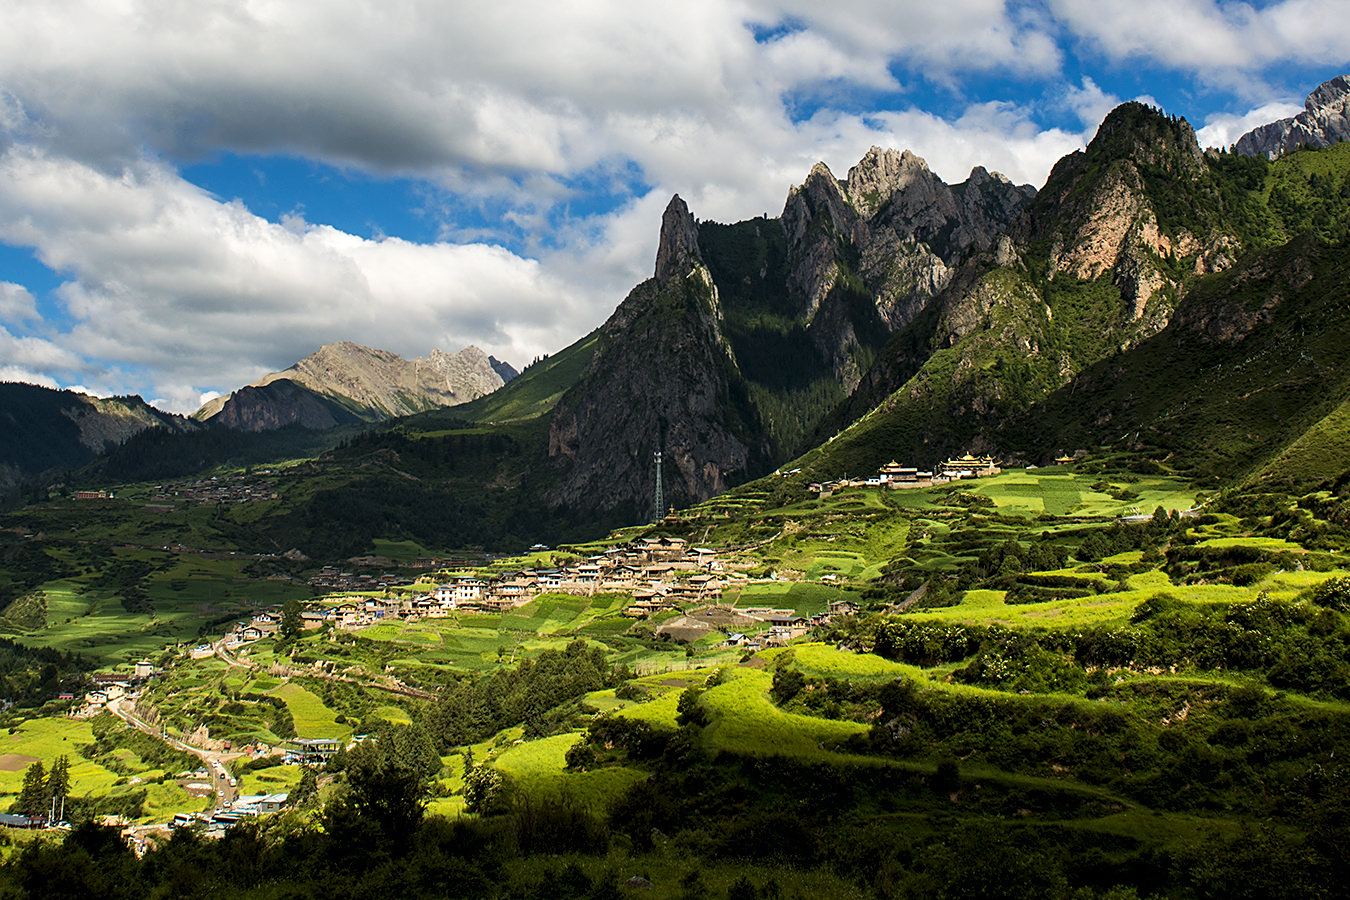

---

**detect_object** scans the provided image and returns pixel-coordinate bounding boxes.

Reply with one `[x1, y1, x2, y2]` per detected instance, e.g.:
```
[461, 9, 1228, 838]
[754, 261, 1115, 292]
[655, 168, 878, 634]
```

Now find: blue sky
[0, 0, 1345, 411]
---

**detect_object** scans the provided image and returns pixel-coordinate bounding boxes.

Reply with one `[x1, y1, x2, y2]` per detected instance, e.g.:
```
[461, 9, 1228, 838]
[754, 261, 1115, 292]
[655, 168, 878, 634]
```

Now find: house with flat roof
[286, 738, 341, 764]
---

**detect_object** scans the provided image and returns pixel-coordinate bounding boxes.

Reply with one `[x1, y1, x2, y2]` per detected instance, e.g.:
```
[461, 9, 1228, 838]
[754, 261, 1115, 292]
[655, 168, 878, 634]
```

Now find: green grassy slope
[451, 331, 599, 425]
[1248, 394, 1350, 489]
[801, 136, 1350, 488]
[1006, 237, 1350, 486]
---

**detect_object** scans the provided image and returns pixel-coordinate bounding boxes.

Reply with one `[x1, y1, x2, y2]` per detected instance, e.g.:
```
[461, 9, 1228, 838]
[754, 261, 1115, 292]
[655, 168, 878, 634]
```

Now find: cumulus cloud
[1051, 0, 1350, 92]
[0, 0, 1059, 179]
[0, 282, 38, 321]
[0, 1, 1326, 409]
[1196, 100, 1307, 149]
[0, 146, 609, 411]
[0, 321, 80, 371]
[0, 366, 58, 389]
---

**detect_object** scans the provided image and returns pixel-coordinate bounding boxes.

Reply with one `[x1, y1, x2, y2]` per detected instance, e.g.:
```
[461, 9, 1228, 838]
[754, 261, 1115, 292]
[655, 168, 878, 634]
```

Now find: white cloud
[0, 282, 39, 321]
[12, 0, 1308, 409]
[0, 1, 1059, 181]
[0, 146, 611, 408]
[0, 321, 80, 371]
[1052, 0, 1350, 92]
[1196, 100, 1307, 149]
[0, 366, 58, 389]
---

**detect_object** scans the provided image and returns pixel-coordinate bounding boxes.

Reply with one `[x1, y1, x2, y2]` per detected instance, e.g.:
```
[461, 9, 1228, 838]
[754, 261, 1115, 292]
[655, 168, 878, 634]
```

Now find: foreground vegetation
[0, 460, 1346, 896]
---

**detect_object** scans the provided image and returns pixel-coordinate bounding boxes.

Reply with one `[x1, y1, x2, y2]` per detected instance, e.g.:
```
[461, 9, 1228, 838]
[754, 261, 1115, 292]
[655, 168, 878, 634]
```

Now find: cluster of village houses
[718, 598, 859, 650]
[809, 451, 1085, 495]
[811, 453, 1005, 495]
[68, 659, 157, 717]
[150, 474, 279, 505]
[166, 791, 291, 838]
[215, 536, 880, 653]
[262, 537, 729, 633]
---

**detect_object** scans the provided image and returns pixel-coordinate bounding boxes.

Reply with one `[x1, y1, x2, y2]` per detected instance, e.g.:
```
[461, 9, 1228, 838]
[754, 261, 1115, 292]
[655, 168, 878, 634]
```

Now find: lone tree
[16, 761, 47, 818]
[280, 597, 303, 641]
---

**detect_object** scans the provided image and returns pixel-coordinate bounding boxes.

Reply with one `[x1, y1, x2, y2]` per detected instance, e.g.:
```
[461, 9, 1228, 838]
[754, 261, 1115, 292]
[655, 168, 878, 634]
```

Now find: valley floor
[0, 462, 1347, 896]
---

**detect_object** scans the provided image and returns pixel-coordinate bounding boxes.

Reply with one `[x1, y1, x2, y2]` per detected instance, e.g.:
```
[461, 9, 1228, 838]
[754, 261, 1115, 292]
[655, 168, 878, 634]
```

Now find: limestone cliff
[546, 195, 768, 519]
[1235, 74, 1350, 159]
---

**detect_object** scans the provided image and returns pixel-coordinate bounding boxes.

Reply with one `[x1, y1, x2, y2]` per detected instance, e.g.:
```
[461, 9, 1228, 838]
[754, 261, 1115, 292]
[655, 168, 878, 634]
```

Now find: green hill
[0, 383, 193, 495]
[797, 112, 1350, 487]
[1004, 236, 1350, 487]
[453, 331, 600, 425]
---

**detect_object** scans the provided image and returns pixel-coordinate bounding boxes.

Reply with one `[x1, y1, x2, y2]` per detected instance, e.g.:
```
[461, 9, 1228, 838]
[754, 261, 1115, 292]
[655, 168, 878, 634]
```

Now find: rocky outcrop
[1023, 102, 1238, 337]
[779, 150, 1035, 390]
[199, 341, 514, 431]
[488, 356, 519, 383]
[205, 379, 362, 431]
[846, 147, 938, 218]
[546, 195, 767, 519]
[1234, 74, 1350, 159]
[781, 162, 865, 321]
[860, 156, 1034, 331]
[654, 194, 704, 282]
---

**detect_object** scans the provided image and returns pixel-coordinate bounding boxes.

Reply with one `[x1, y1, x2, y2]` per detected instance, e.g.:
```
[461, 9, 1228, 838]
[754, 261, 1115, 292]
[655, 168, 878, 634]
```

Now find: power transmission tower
[653, 450, 664, 523]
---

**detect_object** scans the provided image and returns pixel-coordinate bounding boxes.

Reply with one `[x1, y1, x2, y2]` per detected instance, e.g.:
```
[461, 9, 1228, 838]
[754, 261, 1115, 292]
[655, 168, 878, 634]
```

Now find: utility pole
[653, 450, 664, 524]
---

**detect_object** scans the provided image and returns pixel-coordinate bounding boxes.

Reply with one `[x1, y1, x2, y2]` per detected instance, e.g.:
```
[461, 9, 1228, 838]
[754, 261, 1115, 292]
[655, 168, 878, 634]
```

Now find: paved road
[107, 696, 240, 805]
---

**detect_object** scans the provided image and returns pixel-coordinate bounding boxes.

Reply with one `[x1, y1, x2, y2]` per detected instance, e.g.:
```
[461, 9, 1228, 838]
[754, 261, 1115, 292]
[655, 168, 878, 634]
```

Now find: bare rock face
[199, 340, 514, 430]
[1024, 102, 1239, 338]
[541, 146, 1037, 518]
[654, 194, 704, 282]
[846, 152, 1032, 322]
[547, 198, 766, 518]
[781, 162, 864, 321]
[846, 147, 938, 218]
[1234, 74, 1350, 159]
[779, 151, 1035, 390]
[208, 379, 359, 432]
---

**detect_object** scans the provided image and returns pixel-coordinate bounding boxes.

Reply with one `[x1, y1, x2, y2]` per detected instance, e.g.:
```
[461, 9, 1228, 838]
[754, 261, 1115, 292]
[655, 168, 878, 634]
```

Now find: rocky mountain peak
[1089, 101, 1205, 175]
[654, 194, 704, 282]
[965, 165, 1012, 187]
[198, 340, 511, 430]
[846, 146, 933, 217]
[781, 161, 863, 320]
[1235, 74, 1350, 159]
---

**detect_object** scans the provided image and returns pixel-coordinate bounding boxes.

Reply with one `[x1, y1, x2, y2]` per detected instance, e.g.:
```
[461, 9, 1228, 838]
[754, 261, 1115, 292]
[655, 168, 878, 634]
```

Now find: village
[217, 532, 865, 654]
[274, 536, 731, 635]
[44, 453, 1068, 845]
[808, 450, 1079, 495]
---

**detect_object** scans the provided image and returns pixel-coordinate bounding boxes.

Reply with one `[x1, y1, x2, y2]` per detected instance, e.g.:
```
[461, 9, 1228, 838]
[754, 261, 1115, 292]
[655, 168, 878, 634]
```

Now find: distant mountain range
[195, 342, 517, 431]
[0, 384, 191, 493]
[0, 341, 518, 492]
[1234, 74, 1350, 159]
[2, 74, 1347, 548]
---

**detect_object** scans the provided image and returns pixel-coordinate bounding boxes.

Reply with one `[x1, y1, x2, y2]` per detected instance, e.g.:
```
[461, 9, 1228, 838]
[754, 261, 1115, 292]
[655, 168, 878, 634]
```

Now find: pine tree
[292, 767, 318, 808]
[16, 761, 47, 818]
[46, 755, 70, 812]
[280, 597, 303, 641]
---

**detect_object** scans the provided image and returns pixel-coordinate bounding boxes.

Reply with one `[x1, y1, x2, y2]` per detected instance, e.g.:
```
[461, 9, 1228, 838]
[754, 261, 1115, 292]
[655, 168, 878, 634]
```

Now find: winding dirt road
[106, 695, 241, 805]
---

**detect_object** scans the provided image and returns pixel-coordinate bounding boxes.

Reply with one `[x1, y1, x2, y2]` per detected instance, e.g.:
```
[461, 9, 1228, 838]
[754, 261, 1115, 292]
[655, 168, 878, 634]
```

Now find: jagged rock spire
[654, 194, 703, 282]
[845, 147, 932, 217]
